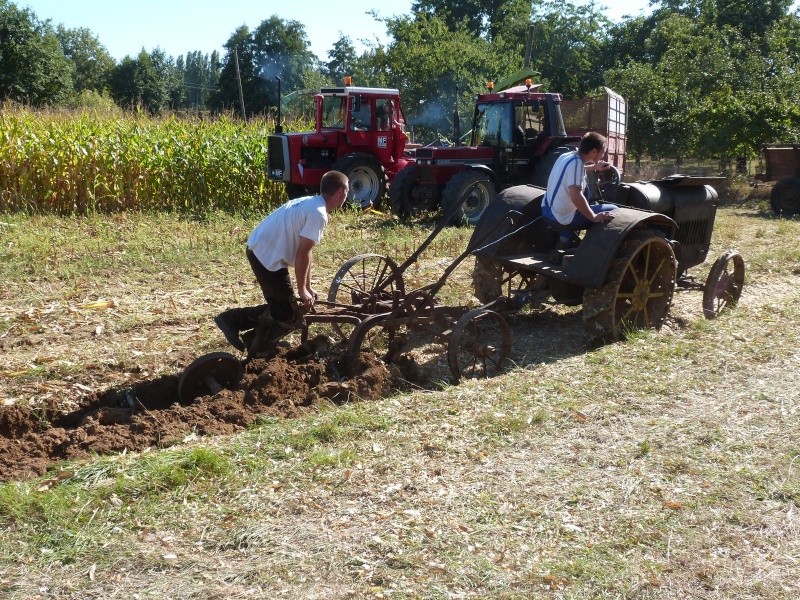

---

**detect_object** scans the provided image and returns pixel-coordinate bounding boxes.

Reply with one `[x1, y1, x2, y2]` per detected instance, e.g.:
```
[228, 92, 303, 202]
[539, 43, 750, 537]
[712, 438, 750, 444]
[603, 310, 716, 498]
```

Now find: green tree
[410, 0, 529, 40]
[55, 25, 115, 95]
[326, 35, 358, 84]
[527, 0, 612, 98]
[109, 49, 173, 114]
[378, 12, 514, 141]
[180, 50, 220, 109]
[0, 0, 73, 105]
[212, 16, 315, 117]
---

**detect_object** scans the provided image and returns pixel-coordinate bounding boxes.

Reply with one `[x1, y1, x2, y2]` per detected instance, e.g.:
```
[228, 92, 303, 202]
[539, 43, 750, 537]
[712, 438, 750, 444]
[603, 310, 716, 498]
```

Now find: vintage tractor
[266, 77, 412, 209]
[389, 82, 626, 226]
[754, 143, 800, 217]
[469, 172, 745, 345]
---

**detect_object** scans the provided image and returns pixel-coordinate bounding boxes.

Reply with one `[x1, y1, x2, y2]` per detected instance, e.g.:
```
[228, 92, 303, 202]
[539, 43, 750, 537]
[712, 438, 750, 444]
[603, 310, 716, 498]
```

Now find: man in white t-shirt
[541, 131, 617, 248]
[215, 170, 349, 351]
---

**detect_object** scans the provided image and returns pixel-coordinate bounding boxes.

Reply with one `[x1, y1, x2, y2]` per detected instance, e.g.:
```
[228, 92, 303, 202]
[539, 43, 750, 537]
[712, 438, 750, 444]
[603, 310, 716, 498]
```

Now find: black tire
[332, 154, 386, 210]
[583, 229, 676, 345]
[389, 165, 439, 219]
[286, 184, 310, 200]
[441, 171, 496, 226]
[702, 251, 745, 319]
[770, 177, 800, 217]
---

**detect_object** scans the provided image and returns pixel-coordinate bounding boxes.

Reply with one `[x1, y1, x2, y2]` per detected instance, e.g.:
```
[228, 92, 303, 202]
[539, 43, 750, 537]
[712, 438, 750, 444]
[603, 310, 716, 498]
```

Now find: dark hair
[320, 170, 348, 196]
[578, 131, 607, 155]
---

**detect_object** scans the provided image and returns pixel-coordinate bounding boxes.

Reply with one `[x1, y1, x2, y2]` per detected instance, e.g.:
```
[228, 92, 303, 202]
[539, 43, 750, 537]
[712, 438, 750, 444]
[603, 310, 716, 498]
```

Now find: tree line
[2, 0, 799, 162]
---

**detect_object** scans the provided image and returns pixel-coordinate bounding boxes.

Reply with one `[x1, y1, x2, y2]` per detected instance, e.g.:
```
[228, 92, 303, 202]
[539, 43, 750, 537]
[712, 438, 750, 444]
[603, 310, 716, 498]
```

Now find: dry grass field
[0, 192, 798, 598]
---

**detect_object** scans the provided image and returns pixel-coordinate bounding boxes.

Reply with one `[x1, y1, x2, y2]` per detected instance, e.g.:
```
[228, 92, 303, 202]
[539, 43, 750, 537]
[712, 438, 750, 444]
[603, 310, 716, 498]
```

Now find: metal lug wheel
[327, 254, 404, 340]
[583, 229, 676, 345]
[178, 352, 243, 403]
[703, 251, 745, 319]
[447, 308, 511, 383]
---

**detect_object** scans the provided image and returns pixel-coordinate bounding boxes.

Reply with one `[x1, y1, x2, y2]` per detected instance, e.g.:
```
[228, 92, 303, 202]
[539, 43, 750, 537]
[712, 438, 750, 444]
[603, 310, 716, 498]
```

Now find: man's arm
[294, 236, 316, 307]
[567, 185, 614, 223]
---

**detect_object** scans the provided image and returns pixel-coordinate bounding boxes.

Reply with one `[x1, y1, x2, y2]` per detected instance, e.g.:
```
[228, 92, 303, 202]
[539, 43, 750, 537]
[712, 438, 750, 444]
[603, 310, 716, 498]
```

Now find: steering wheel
[592, 165, 620, 202]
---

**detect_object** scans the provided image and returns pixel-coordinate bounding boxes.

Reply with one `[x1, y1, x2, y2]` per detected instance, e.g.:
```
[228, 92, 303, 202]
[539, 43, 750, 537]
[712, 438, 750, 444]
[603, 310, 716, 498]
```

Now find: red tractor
[267, 77, 412, 209]
[390, 82, 626, 226]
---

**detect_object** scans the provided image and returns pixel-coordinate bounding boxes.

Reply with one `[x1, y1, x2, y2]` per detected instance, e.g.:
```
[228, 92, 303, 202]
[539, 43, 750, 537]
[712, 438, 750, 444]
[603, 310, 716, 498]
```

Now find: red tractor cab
[267, 78, 412, 209]
[390, 82, 627, 226]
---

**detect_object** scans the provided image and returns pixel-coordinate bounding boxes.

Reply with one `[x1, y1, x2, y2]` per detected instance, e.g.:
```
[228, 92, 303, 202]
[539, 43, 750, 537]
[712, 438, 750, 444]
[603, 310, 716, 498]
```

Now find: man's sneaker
[214, 310, 245, 351]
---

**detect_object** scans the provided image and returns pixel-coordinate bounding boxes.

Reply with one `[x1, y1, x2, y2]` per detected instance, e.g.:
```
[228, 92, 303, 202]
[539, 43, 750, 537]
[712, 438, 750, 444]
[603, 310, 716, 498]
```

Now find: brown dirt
[0, 339, 399, 482]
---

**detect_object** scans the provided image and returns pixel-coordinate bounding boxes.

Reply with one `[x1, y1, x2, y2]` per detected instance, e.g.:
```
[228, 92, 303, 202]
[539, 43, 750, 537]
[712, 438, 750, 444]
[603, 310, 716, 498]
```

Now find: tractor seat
[543, 217, 582, 247]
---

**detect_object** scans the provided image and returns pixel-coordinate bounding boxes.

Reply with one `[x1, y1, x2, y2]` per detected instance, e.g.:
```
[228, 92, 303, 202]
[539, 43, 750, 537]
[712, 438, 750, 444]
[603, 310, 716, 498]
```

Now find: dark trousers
[244, 248, 295, 326]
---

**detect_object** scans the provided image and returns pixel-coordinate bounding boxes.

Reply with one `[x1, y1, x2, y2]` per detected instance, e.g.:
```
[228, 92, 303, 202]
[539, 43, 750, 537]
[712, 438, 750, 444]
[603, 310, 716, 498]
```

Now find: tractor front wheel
[332, 154, 386, 210]
[702, 251, 745, 319]
[389, 165, 439, 219]
[441, 171, 496, 226]
[583, 229, 676, 345]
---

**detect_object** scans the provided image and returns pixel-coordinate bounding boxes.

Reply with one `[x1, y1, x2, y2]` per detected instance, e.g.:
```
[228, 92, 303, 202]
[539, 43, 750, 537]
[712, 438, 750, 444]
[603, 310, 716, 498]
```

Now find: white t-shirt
[247, 195, 328, 271]
[543, 151, 586, 225]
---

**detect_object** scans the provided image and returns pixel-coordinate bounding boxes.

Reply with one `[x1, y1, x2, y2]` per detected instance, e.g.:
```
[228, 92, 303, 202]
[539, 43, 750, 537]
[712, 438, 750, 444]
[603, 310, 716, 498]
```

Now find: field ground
[0, 198, 799, 598]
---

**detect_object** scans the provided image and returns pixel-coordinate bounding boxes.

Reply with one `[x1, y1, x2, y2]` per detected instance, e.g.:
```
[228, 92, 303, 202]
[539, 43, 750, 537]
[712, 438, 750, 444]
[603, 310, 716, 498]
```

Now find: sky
[18, 0, 664, 63]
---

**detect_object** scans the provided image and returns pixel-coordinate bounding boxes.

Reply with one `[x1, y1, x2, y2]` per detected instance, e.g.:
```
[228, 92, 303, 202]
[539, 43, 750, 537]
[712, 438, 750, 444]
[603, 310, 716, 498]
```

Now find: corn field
[0, 107, 293, 214]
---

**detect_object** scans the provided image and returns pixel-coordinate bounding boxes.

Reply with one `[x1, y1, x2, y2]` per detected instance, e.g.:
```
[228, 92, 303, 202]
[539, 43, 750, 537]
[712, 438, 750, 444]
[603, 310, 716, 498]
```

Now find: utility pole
[234, 47, 246, 120]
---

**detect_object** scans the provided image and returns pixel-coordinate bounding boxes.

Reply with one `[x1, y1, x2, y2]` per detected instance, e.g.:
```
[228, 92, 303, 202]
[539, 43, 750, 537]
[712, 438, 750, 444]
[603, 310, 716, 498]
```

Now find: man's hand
[593, 160, 611, 172]
[592, 211, 615, 224]
[299, 288, 316, 308]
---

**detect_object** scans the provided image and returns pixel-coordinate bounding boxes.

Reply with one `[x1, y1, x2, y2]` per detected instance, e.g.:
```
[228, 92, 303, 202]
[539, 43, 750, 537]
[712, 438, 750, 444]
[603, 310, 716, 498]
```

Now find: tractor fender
[565, 207, 677, 288]
[460, 164, 500, 188]
[469, 184, 551, 258]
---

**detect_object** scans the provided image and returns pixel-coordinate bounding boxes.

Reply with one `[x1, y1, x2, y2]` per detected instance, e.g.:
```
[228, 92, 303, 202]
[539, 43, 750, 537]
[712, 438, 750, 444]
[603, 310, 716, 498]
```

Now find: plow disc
[178, 352, 243, 403]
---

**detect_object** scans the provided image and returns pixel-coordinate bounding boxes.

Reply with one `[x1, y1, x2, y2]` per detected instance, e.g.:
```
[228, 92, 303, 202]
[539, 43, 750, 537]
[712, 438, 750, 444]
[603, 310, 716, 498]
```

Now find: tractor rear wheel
[286, 184, 311, 199]
[583, 229, 676, 345]
[770, 176, 800, 217]
[332, 154, 386, 210]
[441, 171, 496, 226]
[389, 165, 439, 219]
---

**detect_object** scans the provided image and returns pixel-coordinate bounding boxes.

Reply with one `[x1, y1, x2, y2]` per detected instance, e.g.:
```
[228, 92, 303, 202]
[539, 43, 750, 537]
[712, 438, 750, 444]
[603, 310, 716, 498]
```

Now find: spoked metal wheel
[447, 308, 511, 383]
[472, 257, 538, 307]
[583, 229, 676, 345]
[344, 314, 399, 367]
[328, 254, 404, 339]
[703, 251, 745, 319]
[178, 352, 243, 403]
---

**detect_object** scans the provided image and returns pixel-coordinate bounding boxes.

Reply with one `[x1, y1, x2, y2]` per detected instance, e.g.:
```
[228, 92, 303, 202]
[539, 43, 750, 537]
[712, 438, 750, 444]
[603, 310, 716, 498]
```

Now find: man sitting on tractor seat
[541, 131, 617, 249]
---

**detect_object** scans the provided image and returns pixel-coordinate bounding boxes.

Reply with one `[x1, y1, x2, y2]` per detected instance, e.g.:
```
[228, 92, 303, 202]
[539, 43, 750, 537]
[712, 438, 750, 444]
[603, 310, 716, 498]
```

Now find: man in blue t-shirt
[214, 170, 349, 351]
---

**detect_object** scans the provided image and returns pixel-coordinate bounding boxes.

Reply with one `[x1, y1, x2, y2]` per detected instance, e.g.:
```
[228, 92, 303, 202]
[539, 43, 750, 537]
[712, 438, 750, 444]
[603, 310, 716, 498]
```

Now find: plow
[178, 186, 515, 403]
